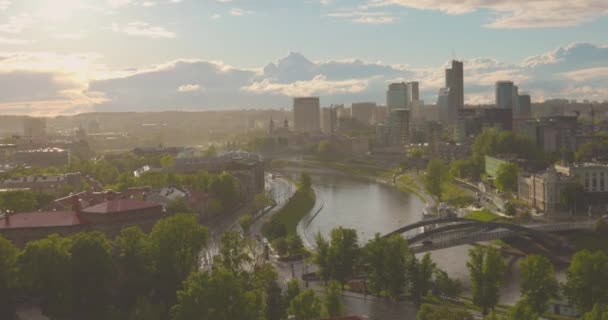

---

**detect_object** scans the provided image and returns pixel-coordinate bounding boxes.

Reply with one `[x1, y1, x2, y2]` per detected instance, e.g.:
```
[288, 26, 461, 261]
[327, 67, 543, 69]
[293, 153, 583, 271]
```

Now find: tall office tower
[388, 109, 410, 147]
[351, 102, 376, 125]
[374, 105, 389, 124]
[445, 60, 464, 109]
[406, 81, 419, 106]
[293, 97, 321, 132]
[438, 87, 456, 125]
[517, 93, 532, 118]
[387, 83, 409, 110]
[321, 106, 337, 134]
[495, 81, 516, 109]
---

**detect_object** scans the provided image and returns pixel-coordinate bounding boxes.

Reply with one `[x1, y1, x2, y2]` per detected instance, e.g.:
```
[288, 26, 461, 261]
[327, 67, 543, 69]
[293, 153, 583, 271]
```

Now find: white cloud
[0, 1, 10, 11]
[369, 0, 608, 28]
[243, 75, 369, 96]
[111, 22, 176, 38]
[178, 84, 202, 92]
[0, 14, 34, 34]
[561, 67, 608, 82]
[230, 8, 253, 16]
[327, 10, 397, 24]
[0, 37, 30, 45]
[211, 13, 221, 19]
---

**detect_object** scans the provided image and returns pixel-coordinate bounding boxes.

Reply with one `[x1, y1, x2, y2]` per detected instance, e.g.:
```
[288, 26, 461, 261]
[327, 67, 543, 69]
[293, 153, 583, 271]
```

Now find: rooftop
[0, 211, 84, 229]
[82, 199, 162, 214]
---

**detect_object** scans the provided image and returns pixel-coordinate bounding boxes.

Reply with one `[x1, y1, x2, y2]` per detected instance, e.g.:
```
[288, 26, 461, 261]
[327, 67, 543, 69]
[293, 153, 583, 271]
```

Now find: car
[422, 240, 433, 246]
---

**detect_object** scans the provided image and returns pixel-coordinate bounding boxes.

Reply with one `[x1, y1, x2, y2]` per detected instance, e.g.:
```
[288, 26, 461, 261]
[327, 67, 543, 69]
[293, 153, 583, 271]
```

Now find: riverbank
[262, 186, 316, 238]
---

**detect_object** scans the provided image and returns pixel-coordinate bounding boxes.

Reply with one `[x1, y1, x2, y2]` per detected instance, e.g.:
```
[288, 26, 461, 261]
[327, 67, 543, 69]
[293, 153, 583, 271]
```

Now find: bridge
[384, 217, 597, 254]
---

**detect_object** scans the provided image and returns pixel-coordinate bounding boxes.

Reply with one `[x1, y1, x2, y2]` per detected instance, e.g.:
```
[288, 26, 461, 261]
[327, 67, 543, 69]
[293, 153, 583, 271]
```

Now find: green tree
[171, 269, 256, 320]
[0, 190, 39, 213]
[467, 246, 506, 315]
[564, 250, 608, 313]
[494, 163, 520, 193]
[215, 231, 251, 274]
[209, 172, 241, 209]
[362, 234, 411, 299]
[313, 232, 331, 284]
[582, 304, 608, 320]
[328, 227, 360, 288]
[299, 172, 312, 191]
[0, 235, 18, 320]
[560, 183, 586, 213]
[253, 192, 272, 215]
[317, 140, 332, 160]
[519, 255, 559, 315]
[286, 234, 304, 257]
[149, 214, 209, 307]
[425, 159, 447, 201]
[432, 269, 462, 299]
[324, 281, 342, 317]
[285, 279, 301, 305]
[508, 299, 539, 320]
[417, 304, 474, 320]
[70, 232, 114, 320]
[166, 197, 194, 215]
[18, 235, 72, 318]
[575, 142, 594, 162]
[114, 227, 153, 312]
[265, 277, 285, 320]
[289, 289, 321, 320]
[204, 144, 218, 157]
[409, 253, 436, 306]
[239, 213, 254, 235]
[160, 154, 174, 168]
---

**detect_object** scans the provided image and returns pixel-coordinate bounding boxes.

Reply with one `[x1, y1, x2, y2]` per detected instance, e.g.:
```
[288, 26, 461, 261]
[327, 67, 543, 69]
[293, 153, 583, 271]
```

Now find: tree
[564, 250, 608, 313]
[285, 279, 301, 305]
[409, 253, 436, 306]
[114, 227, 153, 312]
[450, 159, 481, 181]
[582, 304, 608, 320]
[362, 234, 410, 299]
[215, 231, 250, 274]
[575, 142, 594, 162]
[494, 163, 520, 193]
[70, 232, 114, 320]
[171, 269, 256, 320]
[253, 192, 272, 215]
[0, 236, 18, 320]
[432, 269, 462, 299]
[204, 144, 218, 157]
[317, 140, 332, 160]
[560, 183, 586, 213]
[519, 255, 559, 315]
[299, 172, 312, 191]
[265, 278, 285, 320]
[239, 213, 254, 235]
[425, 159, 447, 201]
[149, 214, 209, 307]
[328, 227, 360, 287]
[286, 234, 304, 257]
[313, 232, 331, 284]
[324, 281, 342, 317]
[417, 304, 474, 320]
[0, 190, 39, 213]
[160, 155, 174, 168]
[504, 202, 517, 216]
[18, 235, 72, 318]
[508, 299, 539, 320]
[467, 246, 506, 315]
[289, 289, 321, 320]
[209, 172, 241, 209]
[166, 197, 194, 215]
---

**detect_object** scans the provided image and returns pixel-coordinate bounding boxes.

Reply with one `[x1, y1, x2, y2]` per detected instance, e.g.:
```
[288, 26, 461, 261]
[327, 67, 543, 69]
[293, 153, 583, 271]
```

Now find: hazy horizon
[0, 0, 607, 116]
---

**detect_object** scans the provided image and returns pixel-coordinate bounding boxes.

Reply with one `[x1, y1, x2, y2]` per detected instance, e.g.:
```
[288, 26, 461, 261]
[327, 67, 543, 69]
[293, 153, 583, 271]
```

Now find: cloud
[0, 36, 30, 45]
[111, 22, 176, 38]
[0, 14, 33, 34]
[230, 8, 253, 16]
[2, 42, 607, 114]
[369, 0, 608, 28]
[243, 75, 369, 96]
[327, 10, 398, 24]
[178, 84, 202, 92]
[0, 1, 10, 11]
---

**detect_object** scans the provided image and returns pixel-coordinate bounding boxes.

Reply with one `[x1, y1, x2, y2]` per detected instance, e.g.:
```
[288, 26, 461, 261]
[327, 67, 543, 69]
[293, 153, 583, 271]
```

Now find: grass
[441, 181, 476, 208]
[267, 187, 315, 236]
[395, 173, 426, 201]
[465, 209, 500, 222]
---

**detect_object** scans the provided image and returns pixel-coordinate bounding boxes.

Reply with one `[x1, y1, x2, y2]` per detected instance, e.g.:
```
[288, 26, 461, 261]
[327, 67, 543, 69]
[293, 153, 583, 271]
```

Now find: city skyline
[0, 0, 607, 115]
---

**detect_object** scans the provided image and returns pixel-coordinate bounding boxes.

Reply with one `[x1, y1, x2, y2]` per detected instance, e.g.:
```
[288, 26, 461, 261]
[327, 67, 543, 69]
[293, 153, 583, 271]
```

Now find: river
[280, 170, 526, 319]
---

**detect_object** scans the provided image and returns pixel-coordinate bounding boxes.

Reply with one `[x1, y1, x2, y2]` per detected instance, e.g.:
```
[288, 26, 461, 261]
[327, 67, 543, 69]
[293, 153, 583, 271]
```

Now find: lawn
[465, 209, 500, 222]
[265, 187, 315, 236]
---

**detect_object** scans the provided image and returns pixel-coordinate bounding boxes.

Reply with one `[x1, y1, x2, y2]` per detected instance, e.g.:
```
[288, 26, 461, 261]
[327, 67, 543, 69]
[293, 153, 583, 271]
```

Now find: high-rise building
[516, 93, 532, 118]
[321, 106, 337, 134]
[445, 60, 464, 109]
[351, 102, 376, 126]
[438, 60, 464, 125]
[388, 109, 409, 147]
[374, 106, 389, 124]
[293, 97, 321, 132]
[495, 81, 517, 109]
[386, 82, 419, 110]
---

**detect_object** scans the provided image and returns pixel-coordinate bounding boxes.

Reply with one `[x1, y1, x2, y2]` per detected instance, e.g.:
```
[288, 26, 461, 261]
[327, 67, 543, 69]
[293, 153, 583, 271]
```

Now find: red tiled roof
[0, 211, 85, 229]
[323, 317, 367, 320]
[81, 199, 162, 214]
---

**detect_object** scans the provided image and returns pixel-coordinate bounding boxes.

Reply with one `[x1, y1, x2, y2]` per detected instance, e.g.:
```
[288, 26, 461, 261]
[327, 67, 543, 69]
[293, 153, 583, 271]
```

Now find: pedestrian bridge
[384, 217, 597, 254]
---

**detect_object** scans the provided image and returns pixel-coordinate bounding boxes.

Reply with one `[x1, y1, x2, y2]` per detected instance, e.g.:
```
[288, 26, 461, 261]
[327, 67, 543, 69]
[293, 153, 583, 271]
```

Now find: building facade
[388, 109, 410, 148]
[518, 168, 572, 215]
[293, 97, 321, 133]
[351, 102, 376, 126]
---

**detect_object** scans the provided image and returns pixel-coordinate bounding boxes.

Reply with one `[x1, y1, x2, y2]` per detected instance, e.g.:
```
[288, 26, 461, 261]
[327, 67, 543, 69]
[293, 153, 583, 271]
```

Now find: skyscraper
[293, 97, 321, 132]
[388, 109, 410, 147]
[495, 81, 516, 109]
[351, 102, 376, 125]
[321, 106, 337, 134]
[387, 83, 408, 110]
[517, 93, 532, 118]
[445, 60, 464, 109]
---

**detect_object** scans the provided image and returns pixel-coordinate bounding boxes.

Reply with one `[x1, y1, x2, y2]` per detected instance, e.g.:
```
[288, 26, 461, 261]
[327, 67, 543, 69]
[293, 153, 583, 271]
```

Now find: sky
[0, 0, 607, 115]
